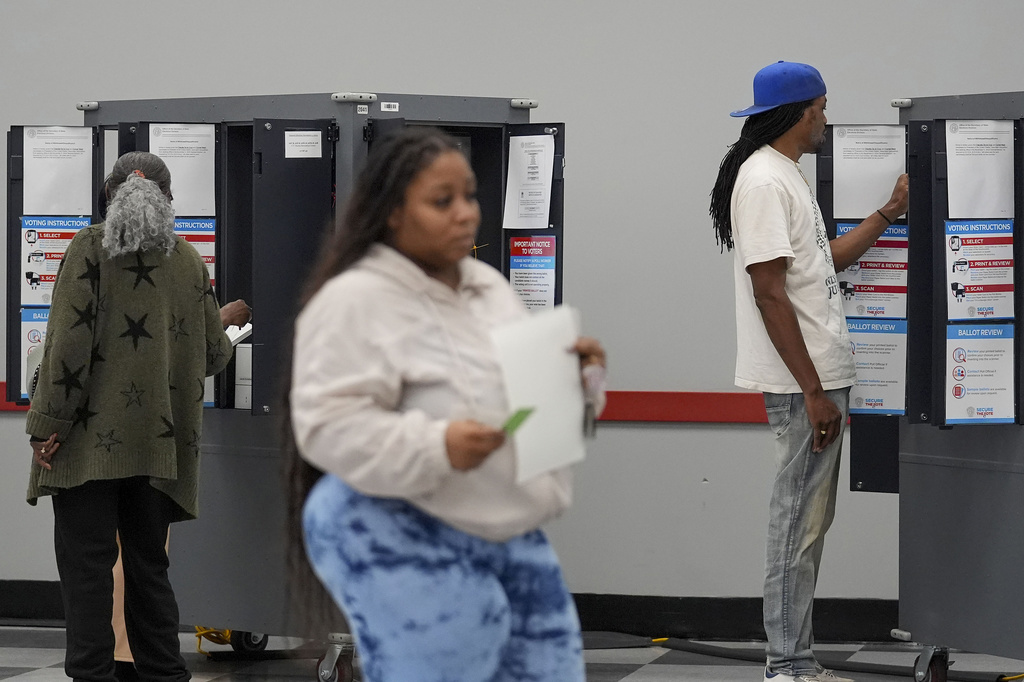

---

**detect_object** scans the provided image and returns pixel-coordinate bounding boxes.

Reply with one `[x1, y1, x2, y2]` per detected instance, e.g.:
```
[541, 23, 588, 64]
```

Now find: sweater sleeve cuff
[26, 409, 73, 442]
[424, 419, 454, 480]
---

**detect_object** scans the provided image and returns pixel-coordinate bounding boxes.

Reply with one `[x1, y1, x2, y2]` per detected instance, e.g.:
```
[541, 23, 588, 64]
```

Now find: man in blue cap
[710, 62, 908, 682]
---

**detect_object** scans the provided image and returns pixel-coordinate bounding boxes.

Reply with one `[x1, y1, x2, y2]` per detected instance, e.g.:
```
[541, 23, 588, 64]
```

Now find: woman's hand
[573, 337, 606, 368]
[220, 299, 252, 328]
[31, 433, 60, 471]
[445, 420, 505, 470]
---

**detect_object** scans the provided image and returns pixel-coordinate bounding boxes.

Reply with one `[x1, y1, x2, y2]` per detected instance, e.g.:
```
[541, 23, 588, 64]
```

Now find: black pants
[52, 477, 190, 682]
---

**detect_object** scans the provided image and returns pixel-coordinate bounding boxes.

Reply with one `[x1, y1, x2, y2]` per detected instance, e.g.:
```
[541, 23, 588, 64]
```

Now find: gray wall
[1, 0, 1019, 599]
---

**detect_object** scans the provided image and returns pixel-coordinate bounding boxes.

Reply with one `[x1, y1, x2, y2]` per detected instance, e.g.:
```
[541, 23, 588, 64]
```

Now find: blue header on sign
[174, 218, 216, 233]
[945, 220, 1013, 235]
[946, 324, 1014, 339]
[837, 222, 907, 238]
[22, 308, 50, 323]
[21, 216, 90, 229]
[847, 319, 908, 334]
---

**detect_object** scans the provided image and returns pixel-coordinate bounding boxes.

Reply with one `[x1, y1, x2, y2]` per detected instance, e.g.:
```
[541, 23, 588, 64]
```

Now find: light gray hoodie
[291, 244, 573, 542]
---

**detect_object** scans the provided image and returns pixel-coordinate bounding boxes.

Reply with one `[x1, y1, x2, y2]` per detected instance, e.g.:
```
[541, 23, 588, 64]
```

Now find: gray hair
[102, 151, 177, 258]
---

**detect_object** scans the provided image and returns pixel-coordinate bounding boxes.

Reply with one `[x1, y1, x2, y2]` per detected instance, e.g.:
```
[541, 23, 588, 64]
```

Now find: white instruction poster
[148, 124, 216, 216]
[847, 319, 907, 415]
[945, 220, 1014, 320]
[946, 120, 1014, 219]
[502, 135, 554, 229]
[836, 223, 908, 319]
[284, 130, 322, 158]
[23, 126, 93, 216]
[21, 216, 90, 306]
[832, 125, 906, 220]
[946, 324, 1014, 424]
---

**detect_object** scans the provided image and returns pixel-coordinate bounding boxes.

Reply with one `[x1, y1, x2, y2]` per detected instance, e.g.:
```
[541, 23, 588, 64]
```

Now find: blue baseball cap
[730, 61, 826, 117]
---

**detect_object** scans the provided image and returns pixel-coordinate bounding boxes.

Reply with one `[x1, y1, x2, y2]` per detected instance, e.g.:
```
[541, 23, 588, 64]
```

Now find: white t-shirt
[731, 144, 855, 394]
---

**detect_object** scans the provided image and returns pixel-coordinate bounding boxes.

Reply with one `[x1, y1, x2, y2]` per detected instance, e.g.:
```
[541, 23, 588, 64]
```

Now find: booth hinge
[363, 123, 372, 143]
[327, 124, 340, 143]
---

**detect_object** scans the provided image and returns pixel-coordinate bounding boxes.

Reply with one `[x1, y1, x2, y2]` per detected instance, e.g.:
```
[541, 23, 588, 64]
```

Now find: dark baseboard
[573, 594, 898, 643]
[0, 580, 63, 621]
[0, 581, 896, 643]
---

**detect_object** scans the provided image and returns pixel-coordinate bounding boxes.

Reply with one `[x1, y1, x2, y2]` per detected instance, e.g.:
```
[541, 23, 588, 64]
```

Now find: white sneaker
[763, 667, 854, 682]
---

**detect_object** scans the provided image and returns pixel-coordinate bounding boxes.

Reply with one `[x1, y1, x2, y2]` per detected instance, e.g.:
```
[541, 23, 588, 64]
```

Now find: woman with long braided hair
[284, 126, 606, 682]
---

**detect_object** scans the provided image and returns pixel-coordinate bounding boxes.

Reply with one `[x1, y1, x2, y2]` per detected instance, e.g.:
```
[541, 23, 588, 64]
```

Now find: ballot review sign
[945, 324, 1014, 424]
[847, 319, 907, 415]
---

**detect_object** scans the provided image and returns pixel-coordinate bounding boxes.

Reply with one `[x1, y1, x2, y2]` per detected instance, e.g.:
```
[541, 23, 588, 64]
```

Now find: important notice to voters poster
[21, 216, 90, 306]
[836, 223, 908, 319]
[148, 124, 216, 217]
[946, 220, 1014, 320]
[847, 319, 907, 415]
[509, 236, 556, 309]
[946, 324, 1014, 424]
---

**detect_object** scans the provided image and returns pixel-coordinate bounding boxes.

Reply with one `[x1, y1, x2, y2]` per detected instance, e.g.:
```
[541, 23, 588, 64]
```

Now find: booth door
[250, 119, 335, 416]
[6, 124, 100, 403]
[504, 123, 565, 307]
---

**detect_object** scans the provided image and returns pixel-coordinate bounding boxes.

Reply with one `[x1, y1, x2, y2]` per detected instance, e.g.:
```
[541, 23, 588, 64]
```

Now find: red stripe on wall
[0, 383, 29, 412]
[0, 384, 768, 423]
[600, 391, 767, 423]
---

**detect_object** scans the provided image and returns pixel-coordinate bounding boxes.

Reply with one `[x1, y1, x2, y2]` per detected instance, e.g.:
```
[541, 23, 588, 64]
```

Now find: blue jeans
[303, 474, 584, 682]
[762, 388, 849, 675]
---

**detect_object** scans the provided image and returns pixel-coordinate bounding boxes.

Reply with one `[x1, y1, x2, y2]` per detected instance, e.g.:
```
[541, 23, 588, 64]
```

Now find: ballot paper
[490, 306, 586, 483]
[226, 323, 252, 346]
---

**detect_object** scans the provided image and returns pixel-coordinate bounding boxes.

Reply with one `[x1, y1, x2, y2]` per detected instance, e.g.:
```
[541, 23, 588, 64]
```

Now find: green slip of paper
[503, 407, 535, 434]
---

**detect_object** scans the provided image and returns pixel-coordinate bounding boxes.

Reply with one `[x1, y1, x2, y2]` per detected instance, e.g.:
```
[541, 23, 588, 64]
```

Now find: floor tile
[585, 662, 646, 681]
[948, 652, 1024, 673]
[0, 670, 72, 682]
[585, 647, 671, 665]
[0, 670, 36, 682]
[624, 663, 763, 680]
[0, 654, 62, 671]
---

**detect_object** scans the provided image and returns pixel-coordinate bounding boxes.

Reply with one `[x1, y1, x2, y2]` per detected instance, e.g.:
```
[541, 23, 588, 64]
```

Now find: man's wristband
[876, 209, 893, 225]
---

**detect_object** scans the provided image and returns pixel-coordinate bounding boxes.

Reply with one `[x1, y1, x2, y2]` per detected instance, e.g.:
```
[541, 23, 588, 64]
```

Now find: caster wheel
[316, 653, 355, 682]
[914, 651, 949, 682]
[229, 630, 269, 654]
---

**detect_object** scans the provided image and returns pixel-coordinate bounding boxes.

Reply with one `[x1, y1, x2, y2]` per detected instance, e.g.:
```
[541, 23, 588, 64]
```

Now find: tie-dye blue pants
[303, 474, 585, 682]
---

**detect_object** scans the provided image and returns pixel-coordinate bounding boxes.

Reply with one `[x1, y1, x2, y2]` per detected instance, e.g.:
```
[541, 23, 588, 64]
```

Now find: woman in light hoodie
[285, 126, 605, 682]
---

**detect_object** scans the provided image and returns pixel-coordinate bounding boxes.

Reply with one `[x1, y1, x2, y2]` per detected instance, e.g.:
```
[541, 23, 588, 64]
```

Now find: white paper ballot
[226, 323, 252, 346]
[23, 126, 93, 216]
[148, 124, 216, 217]
[832, 125, 906, 220]
[502, 135, 555, 229]
[490, 306, 585, 483]
[946, 120, 1014, 219]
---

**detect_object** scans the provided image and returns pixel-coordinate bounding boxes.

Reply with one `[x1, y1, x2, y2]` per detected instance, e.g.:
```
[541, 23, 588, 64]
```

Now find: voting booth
[816, 93, 1024, 669]
[6, 92, 566, 642]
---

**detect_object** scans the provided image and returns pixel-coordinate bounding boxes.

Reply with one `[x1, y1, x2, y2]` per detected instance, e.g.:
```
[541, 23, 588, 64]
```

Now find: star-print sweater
[26, 224, 233, 520]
